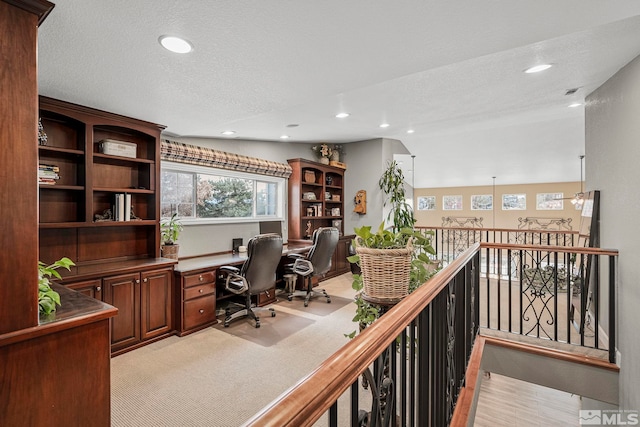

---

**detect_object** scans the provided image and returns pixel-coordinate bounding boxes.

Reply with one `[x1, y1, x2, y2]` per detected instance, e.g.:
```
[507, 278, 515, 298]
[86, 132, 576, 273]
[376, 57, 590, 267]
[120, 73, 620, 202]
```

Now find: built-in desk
[173, 242, 313, 336]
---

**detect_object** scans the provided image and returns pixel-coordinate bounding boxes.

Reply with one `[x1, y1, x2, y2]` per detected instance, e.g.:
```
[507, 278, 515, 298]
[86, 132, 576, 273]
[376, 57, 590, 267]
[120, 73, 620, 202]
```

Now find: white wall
[585, 54, 640, 409]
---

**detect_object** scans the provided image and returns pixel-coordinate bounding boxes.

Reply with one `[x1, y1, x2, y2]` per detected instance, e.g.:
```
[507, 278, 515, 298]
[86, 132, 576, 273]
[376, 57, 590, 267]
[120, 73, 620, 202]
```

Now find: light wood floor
[474, 373, 581, 427]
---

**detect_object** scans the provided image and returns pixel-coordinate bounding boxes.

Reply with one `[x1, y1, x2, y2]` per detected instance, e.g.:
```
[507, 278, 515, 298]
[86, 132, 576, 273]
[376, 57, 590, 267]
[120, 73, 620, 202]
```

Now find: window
[161, 162, 284, 223]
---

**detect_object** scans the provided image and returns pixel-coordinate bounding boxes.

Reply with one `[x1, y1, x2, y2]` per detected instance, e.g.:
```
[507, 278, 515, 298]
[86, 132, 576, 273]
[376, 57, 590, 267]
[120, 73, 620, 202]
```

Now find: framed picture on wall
[417, 196, 436, 210]
[471, 195, 493, 210]
[502, 194, 526, 210]
[536, 193, 563, 210]
[443, 195, 462, 210]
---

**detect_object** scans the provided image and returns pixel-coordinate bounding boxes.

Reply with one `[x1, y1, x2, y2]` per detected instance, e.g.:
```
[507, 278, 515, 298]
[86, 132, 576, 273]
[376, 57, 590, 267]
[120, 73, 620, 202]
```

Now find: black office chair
[219, 233, 283, 328]
[287, 227, 339, 307]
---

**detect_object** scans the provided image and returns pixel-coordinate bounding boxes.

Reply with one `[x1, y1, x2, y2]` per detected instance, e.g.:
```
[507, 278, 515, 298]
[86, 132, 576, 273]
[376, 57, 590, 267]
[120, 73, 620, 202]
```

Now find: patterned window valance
[161, 139, 292, 178]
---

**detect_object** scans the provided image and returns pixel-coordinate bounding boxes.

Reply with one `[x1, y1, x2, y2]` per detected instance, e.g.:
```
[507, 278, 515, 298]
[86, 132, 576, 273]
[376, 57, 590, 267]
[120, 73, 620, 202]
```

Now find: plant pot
[355, 237, 412, 301]
[318, 156, 330, 165]
[161, 244, 179, 260]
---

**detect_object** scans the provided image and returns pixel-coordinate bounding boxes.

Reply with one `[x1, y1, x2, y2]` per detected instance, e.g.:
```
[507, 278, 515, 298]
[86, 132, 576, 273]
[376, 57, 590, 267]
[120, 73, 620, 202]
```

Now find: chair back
[241, 233, 283, 295]
[307, 227, 339, 276]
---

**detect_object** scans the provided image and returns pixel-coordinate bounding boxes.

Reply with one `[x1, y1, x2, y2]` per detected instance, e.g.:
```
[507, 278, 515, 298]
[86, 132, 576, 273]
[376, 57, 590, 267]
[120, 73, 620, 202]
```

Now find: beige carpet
[111, 273, 365, 427]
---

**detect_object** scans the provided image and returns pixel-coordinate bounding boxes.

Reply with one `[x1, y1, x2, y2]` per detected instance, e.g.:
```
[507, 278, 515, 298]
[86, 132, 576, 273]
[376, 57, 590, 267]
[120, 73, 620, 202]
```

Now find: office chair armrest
[292, 258, 314, 277]
[219, 265, 240, 275]
[287, 253, 305, 260]
[225, 273, 248, 294]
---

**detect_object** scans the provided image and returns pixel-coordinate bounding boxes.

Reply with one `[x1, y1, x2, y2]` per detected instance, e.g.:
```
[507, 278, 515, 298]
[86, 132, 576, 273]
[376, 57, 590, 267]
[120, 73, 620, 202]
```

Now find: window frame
[160, 161, 285, 225]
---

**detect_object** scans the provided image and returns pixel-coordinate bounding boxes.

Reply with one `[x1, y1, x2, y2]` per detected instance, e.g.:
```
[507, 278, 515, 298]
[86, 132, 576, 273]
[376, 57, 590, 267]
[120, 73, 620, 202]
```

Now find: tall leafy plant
[378, 160, 415, 231]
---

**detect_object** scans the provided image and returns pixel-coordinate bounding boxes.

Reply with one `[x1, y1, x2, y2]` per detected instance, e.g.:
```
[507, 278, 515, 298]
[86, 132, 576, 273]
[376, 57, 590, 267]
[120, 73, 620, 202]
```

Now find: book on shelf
[38, 163, 60, 184]
[113, 193, 132, 221]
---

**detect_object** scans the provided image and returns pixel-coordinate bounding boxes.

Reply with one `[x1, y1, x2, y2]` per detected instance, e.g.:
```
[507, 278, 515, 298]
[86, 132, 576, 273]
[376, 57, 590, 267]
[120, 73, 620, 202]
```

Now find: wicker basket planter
[355, 237, 413, 301]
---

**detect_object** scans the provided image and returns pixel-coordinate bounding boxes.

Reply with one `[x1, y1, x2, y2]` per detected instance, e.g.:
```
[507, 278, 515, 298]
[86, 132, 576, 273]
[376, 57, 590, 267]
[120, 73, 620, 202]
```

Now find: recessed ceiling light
[335, 113, 350, 119]
[568, 103, 582, 108]
[379, 123, 390, 128]
[524, 64, 552, 73]
[407, 129, 415, 134]
[221, 130, 236, 136]
[159, 35, 193, 54]
[280, 135, 290, 139]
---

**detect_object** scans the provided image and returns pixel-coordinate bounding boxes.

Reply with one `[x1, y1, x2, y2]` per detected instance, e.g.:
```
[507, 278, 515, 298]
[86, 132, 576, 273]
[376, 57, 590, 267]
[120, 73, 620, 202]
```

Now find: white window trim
[161, 161, 285, 225]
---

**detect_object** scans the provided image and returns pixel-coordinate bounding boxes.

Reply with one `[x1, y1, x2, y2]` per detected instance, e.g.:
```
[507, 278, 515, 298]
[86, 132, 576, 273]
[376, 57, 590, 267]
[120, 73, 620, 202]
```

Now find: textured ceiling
[37, 1, 640, 187]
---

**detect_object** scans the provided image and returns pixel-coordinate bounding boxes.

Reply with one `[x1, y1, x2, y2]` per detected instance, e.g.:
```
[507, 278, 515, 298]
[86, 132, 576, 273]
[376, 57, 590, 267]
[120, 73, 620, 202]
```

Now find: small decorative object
[354, 190, 367, 214]
[303, 192, 316, 200]
[311, 143, 332, 164]
[160, 213, 183, 260]
[304, 170, 316, 183]
[332, 194, 341, 202]
[325, 176, 333, 185]
[306, 207, 314, 216]
[305, 220, 312, 238]
[331, 144, 344, 162]
[332, 219, 342, 235]
[331, 207, 340, 216]
[94, 208, 113, 222]
[38, 118, 48, 146]
[325, 191, 331, 200]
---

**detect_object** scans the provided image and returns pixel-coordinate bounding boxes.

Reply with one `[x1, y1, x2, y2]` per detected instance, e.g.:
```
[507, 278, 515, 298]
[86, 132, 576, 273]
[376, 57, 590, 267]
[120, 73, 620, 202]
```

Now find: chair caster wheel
[304, 302, 308, 307]
[287, 296, 293, 301]
[327, 299, 331, 303]
[255, 321, 261, 328]
[224, 323, 230, 328]
[271, 311, 276, 317]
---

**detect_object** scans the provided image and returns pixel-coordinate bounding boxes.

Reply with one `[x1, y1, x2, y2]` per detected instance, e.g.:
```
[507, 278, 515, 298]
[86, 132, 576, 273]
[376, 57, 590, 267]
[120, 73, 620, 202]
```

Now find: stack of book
[113, 193, 132, 221]
[38, 163, 60, 185]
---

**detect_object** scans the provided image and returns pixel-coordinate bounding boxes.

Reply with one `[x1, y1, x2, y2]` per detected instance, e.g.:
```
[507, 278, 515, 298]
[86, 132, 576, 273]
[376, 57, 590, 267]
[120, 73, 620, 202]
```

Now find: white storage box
[98, 139, 137, 159]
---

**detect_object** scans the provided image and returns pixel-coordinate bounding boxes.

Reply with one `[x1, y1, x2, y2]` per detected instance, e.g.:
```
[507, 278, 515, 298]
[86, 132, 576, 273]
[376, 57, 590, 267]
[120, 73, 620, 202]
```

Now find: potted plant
[39, 257, 75, 315]
[311, 143, 332, 164]
[160, 213, 183, 260]
[346, 223, 437, 337]
[378, 160, 415, 232]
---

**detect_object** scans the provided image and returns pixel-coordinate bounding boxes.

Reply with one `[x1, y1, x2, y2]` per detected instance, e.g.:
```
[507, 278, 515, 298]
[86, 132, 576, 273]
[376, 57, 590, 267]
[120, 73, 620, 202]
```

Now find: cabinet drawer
[184, 282, 216, 300]
[257, 287, 276, 306]
[184, 271, 216, 288]
[184, 295, 217, 330]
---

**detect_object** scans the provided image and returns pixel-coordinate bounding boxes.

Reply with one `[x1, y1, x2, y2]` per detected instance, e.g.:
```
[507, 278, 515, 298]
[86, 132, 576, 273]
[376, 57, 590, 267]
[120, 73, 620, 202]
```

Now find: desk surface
[174, 242, 314, 273]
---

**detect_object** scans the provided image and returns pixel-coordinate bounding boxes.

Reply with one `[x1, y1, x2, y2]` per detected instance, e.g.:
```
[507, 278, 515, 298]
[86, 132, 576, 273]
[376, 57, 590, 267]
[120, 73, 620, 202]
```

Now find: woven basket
[355, 237, 413, 301]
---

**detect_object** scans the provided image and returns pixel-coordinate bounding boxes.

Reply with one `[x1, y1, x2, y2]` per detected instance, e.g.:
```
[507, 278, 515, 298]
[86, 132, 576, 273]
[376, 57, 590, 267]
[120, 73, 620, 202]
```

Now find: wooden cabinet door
[140, 268, 172, 340]
[66, 278, 103, 301]
[336, 238, 350, 274]
[104, 272, 140, 351]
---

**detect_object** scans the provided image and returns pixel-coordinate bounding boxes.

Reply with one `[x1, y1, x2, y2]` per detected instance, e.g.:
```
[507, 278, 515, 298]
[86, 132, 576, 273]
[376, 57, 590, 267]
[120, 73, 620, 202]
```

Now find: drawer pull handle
[199, 275, 203, 281]
[96, 286, 101, 292]
[143, 278, 148, 283]
[199, 309, 204, 314]
[135, 279, 140, 284]
[199, 289, 204, 293]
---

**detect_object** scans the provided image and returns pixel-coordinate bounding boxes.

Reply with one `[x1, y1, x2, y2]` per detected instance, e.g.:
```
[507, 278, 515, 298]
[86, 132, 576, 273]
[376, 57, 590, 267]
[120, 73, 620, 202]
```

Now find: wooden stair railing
[244, 244, 481, 427]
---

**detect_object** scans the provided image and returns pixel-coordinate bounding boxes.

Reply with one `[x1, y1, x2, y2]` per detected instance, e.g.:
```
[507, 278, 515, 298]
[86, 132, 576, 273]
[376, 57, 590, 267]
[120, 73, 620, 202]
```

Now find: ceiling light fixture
[280, 135, 290, 139]
[524, 64, 552, 73]
[221, 130, 236, 136]
[568, 103, 582, 108]
[335, 112, 350, 119]
[407, 129, 415, 134]
[379, 123, 390, 128]
[158, 35, 193, 54]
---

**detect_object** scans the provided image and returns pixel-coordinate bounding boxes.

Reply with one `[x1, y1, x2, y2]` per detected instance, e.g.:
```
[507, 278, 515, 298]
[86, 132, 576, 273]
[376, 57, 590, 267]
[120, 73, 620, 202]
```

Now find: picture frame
[471, 195, 493, 210]
[536, 193, 563, 210]
[502, 194, 526, 210]
[417, 196, 436, 210]
[443, 195, 462, 210]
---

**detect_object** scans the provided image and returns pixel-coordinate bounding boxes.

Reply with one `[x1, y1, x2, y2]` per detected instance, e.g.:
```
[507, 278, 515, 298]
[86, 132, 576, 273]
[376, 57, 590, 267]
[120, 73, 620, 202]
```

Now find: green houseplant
[160, 213, 183, 259]
[378, 160, 415, 231]
[346, 223, 437, 337]
[38, 257, 75, 315]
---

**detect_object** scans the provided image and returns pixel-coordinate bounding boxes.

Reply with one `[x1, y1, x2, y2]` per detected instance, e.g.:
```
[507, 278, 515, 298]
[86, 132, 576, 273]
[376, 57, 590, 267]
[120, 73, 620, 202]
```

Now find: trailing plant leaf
[160, 213, 183, 245]
[38, 257, 75, 315]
